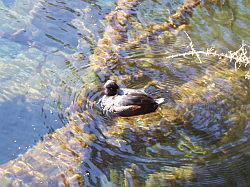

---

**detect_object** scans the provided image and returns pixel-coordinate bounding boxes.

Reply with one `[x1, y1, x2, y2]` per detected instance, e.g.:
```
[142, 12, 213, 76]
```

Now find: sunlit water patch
[0, 0, 112, 164]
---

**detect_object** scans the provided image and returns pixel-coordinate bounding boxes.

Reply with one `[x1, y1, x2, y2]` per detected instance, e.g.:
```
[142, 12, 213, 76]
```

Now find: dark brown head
[103, 80, 119, 96]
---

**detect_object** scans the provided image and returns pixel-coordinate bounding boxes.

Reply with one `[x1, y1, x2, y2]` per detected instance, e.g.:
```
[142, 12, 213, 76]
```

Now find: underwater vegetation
[0, 0, 249, 186]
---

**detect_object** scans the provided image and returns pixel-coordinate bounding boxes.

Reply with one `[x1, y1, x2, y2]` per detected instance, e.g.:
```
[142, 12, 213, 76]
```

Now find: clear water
[0, 0, 249, 186]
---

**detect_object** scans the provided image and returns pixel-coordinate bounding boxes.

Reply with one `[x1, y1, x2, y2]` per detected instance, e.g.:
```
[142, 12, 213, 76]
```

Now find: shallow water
[0, 0, 249, 186]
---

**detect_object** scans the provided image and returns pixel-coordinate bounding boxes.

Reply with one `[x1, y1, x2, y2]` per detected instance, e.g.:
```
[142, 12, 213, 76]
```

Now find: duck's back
[100, 90, 158, 117]
[118, 88, 146, 95]
[116, 93, 158, 116]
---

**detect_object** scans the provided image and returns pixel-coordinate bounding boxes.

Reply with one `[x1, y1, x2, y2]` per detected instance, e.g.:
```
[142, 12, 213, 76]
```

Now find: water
[0, 0, 249, 186]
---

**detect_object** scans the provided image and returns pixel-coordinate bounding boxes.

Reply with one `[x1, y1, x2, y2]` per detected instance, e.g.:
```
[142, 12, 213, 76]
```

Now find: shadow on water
[0, 95, 63, 164]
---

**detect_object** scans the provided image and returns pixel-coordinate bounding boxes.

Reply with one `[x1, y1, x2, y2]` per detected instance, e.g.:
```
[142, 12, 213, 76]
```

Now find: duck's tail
[155, 98, 166, 105]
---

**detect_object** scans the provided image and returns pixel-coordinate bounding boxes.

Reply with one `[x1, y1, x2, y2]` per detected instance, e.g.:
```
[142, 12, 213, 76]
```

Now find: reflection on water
[0, 0, 250, 186]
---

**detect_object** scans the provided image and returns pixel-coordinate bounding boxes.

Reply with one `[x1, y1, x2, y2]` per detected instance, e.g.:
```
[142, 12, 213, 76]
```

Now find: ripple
[0, 0, 250, 186]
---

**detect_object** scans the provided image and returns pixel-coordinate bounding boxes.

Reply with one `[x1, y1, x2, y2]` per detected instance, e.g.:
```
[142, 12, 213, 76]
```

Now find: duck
[98, 80, 165, 117]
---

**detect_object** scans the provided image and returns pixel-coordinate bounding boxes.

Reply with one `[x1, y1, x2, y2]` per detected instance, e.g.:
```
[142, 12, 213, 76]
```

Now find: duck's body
[99, 80, 164, 117]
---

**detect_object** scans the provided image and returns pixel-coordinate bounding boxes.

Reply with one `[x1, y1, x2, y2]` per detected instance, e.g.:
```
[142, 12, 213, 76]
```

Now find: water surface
[0, 0, 249, 186]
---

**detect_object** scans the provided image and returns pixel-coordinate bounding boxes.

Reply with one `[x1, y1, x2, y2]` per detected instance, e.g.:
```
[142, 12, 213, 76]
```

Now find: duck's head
[103, 80, 119, 96]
